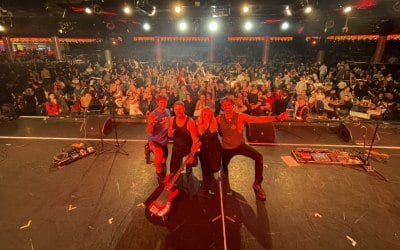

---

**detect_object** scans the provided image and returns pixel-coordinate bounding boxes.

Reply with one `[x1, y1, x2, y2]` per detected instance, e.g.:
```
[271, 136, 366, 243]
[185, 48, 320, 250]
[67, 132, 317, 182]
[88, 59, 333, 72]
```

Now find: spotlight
[136, 0, 156, 16]
[84, 7, 92, 14]
[208, 21, 218, 32]
[123, 6, 132, 14]
[174, 5, 182, 14]
[93, 4, 102, 14]
[242, 4, 249, 14]
[244, 21, 253, 31]
[344, 6, 352, 13]
[281, 21, 289, 30]
[178, 21, 188, 31]
[0, 24, 6, 32]
[58, 28, 63, 34]
[284, 5, 292, 16]
[304, 6, 312, 14]
[143, 23, 151, 31]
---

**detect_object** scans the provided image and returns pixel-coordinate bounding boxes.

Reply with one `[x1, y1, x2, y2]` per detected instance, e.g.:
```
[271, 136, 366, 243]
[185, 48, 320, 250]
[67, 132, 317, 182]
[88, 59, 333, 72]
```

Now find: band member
[146, 95, 170, 183]
[217, 97, 287, 201]
[168, 101, 199, 177]
[196, 107, 222, 194]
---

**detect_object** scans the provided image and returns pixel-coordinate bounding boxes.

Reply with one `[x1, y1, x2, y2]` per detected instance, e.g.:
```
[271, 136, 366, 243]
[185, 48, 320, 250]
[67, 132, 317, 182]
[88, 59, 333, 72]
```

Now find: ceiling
[0, 0, 399, 38]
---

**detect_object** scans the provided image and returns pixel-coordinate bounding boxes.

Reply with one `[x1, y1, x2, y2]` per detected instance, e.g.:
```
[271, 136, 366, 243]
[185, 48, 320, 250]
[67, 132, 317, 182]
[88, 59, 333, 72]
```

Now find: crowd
[0, 47, 399, 121]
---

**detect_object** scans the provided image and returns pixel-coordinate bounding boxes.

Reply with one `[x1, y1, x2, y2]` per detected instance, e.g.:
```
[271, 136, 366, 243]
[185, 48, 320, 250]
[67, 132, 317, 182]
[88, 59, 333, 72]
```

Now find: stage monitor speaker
[337, 123, 379, 145]
[246, 122, 276, 143]
[83, 115, 113, 137]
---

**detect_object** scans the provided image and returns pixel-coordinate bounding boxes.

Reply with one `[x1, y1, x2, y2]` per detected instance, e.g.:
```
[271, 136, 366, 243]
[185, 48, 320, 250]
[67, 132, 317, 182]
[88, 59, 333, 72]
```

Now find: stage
[0, 116, 399, 250]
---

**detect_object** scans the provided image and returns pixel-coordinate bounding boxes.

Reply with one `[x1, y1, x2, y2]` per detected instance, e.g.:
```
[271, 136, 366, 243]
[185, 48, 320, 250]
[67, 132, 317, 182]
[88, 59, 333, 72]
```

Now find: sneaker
[253, 182, 266, 201]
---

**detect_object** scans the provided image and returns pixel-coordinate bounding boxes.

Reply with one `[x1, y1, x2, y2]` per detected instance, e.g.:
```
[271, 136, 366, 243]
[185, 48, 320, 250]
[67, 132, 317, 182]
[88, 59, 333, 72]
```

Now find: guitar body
[147, 142, 201, 217]
[148, 187, 179, 217]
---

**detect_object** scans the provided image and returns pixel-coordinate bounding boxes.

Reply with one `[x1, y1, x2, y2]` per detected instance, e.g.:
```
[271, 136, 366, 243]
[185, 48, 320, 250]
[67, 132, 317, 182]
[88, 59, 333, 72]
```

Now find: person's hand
[277, 111, 288, 121]
[168, 128, 175, 138]
[147, 112, 156, 124]
[160, 117, 170, 129]
[186, 154, 194, 164]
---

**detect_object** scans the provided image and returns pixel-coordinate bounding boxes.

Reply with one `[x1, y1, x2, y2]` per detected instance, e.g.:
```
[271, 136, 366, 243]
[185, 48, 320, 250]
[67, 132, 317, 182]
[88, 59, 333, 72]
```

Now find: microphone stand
[361, 116, 381, 172]
[97, 94, 129, 156]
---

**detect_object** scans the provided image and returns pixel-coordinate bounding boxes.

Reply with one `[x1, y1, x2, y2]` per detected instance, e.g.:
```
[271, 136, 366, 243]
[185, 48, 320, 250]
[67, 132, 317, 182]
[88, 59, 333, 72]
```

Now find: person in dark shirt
[273, 91, 290, 115]
[183, 94, 196, 117]
[31, 81, 47, 115]
[140, 94, 157, 115]
[335, 95, 353, 118]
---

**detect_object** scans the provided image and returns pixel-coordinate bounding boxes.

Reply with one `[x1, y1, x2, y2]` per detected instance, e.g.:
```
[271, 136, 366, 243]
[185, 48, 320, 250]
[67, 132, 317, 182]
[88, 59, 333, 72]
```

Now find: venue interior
[1, 0, 400, 249]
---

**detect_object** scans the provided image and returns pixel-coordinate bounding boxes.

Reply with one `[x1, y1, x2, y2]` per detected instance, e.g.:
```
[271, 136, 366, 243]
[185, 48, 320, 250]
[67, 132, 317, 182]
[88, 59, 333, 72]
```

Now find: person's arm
[239, 111, 287, 123]
[187, 118, 200, 156]
[146, 112, 156, 134]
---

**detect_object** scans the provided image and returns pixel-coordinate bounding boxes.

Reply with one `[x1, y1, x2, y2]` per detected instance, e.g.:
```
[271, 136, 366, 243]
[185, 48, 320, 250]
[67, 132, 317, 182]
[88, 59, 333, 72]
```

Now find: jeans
[222, 143, 264, 183]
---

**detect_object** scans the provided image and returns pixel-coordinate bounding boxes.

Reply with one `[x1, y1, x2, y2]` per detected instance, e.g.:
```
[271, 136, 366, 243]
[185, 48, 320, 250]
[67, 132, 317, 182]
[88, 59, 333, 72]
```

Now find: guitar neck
[165, 162, 186, 190]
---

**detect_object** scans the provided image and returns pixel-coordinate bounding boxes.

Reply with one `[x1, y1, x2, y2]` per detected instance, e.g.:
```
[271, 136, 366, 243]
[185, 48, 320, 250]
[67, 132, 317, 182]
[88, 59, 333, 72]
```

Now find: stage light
[0, 24, 6, 32]
[304, 6, 312, 14]
[136, 0, 156, 16]
[208, 21, 218, 32]
[174, 5, 182, 14]
[84, 7, 92, 14]
[284, 5, 292, 16]
[123, 5, 132, 14]
[244, 21, 253, 31]
[242, 4, 249, 14]
[281, 21, 289, 30]
[143, 22, 151, 31]
[58, 28, 63, 34]
[344, 6, 352, 13]
[93, 4, 102, 14]
[178, 21, 188, 31]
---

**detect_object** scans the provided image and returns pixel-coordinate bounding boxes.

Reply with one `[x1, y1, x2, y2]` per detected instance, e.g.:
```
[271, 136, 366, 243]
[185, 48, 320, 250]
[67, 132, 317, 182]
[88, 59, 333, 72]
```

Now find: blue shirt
[148, 108, 170, 145]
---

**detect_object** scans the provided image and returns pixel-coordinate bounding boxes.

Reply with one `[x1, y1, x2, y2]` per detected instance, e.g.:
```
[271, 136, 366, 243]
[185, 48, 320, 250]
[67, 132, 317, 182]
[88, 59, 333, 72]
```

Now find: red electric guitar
[148, 143, 200, 217]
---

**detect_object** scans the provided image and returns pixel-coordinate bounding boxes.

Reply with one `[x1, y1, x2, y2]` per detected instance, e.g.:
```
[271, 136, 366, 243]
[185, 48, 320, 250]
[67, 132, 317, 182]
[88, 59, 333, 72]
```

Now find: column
[51, 36, 63, 61]
[2, 36, 14, 62]
[208, 36, 215, 62]
[371, 35, 388, 64]
[104, 49, 112, 66]
[155, 36, 162, 63]
[316, 50, 325, 64]
[262, 36, 271, 65]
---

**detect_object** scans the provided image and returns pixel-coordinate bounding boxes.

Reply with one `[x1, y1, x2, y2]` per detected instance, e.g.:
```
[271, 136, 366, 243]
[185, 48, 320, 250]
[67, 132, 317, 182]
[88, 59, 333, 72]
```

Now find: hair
[174, 100, 185, 108]
[220, 97, 234, 105]
[156, 94, 167, 102]
[196, 107, 218, 134]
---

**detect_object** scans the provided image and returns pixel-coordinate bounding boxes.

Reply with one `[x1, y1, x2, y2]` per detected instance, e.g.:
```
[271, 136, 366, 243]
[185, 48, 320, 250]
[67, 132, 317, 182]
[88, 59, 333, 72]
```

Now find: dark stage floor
[0, 116, 400, 250]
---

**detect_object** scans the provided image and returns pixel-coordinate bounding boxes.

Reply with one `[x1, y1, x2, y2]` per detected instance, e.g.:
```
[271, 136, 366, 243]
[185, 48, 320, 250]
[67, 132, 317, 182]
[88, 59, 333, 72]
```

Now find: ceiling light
[178, 21, 187, 31]
[284, 6, 292, 16]
[0, 24, 6, 32]
[137, 0, 156, 16]
[281, 22, 289, 30]
[84, 7, 92, 14]
[174, 6, 182, 14]
[123, 6, 132, 14]
[143, 23, 151, 31]
[242, 5, 249, 14]
[304, 6, 312, 14]
[344, 6, 352, 13]
[209, 21, 218, 32]
[244, 21, 253, 31]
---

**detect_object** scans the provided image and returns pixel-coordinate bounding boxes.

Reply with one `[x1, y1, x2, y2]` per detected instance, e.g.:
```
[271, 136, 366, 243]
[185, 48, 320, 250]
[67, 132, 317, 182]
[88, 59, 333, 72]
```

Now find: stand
[96, 96, 129, 156]
[80, 108, 88, 138]
[361, 119, 380, 172]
